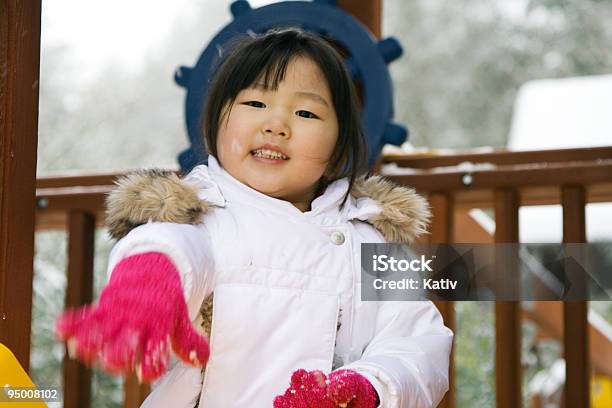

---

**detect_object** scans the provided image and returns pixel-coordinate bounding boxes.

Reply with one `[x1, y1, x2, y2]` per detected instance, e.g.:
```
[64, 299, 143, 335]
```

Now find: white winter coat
[106, 156, 453, 408]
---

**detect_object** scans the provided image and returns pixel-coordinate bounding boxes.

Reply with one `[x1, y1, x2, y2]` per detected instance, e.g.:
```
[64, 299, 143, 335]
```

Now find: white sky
[40, 0, 281, 83]
[42, 0, 192, 76]
[41, 0, 282, 85]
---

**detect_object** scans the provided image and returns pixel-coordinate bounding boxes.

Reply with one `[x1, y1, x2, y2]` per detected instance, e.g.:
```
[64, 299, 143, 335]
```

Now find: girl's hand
[55, 252, 209, 382]
[273, 369, 379, 408]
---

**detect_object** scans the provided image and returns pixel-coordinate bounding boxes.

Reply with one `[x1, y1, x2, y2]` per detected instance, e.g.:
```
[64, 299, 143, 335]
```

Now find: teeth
[252, 148, 288, 160]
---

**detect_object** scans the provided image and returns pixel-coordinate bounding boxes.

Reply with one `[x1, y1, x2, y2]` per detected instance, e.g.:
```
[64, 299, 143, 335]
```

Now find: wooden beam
[428, 192, 455, 408]
[562, 185, 587, 243]
[337, 0, 381, 37]
[123, 374, 151, 408]
[386, 159, 612, 192]
[36, 186, 111, 212]
[494, 188, 519, 243]
[0, 0, 42, 371]
[440, 183, 612, 210]
[453, 209, 494, 243]
[383, 146, 612, 169]
[63, 212, 95, 408]
[561, 185, 589, 408]
[37, 173, 122, 188]
[432, 300, 455, 408]
[494, 189, 521, 408]
[35, 184, 114, 230]
[428, 193, 454, 244]
[33, 180, 612, 231]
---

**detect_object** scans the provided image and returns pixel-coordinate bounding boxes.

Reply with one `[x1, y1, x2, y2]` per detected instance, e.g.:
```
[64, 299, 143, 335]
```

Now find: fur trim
[105, 170, 431, 243]
[352, 175, 431, 244]
[199, 294, 213, 338]
[105, 169, 208, 240]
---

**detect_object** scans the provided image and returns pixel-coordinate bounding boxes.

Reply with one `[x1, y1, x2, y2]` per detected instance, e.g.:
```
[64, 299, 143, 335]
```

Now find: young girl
[56, 28, 453, 408]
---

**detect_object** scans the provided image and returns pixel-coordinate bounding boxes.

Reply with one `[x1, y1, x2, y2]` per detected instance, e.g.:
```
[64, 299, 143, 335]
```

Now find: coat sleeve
[106, 221, 214, 321]
[342, 300, 453, 408]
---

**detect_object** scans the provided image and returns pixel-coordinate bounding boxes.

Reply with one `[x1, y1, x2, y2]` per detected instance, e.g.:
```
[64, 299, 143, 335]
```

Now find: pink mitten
[274, 369, 379, 408]
[327, 370, 379, 407]
[274, 369, 335, 408]
[55, 251, 209, 381]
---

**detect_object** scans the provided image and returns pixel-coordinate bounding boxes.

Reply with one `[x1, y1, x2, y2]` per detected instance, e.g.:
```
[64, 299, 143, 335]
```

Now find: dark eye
[296, 110, 319, 119]
[243, 101, 266, 108]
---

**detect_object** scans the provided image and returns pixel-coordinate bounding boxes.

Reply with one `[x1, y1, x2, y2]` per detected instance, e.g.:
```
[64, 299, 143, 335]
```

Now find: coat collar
[199, 156, 378, 222]
[105, 158, 431, 244]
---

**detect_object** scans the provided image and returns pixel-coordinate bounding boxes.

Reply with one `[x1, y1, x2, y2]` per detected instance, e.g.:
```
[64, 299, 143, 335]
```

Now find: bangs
[253, 50, 298, 91]
[227, 38, 308, 95]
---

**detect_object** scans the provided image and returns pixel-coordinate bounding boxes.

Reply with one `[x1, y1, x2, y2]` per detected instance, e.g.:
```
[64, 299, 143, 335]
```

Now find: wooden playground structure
[1, 1, 611, 407]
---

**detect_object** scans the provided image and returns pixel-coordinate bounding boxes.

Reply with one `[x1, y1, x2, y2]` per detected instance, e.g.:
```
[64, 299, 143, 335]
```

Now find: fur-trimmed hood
[105, 163, 430, 244]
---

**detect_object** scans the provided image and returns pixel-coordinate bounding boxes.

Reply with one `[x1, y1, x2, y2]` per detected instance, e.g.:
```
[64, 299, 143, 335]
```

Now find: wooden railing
[383, 145, 612, 408]
[34, 145, 612, 407]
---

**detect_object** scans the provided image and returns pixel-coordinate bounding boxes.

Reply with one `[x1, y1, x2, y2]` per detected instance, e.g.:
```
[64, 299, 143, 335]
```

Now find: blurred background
[33, 0, 612, 407]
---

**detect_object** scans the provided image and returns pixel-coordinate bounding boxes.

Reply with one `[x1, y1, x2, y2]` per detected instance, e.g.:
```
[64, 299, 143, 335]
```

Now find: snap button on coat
[330, 231, 345, 245]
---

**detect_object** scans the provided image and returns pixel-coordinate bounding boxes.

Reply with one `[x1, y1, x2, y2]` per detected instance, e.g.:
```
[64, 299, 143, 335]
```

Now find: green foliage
[453, 302, 568, 408]
[454, 302, 496, 406]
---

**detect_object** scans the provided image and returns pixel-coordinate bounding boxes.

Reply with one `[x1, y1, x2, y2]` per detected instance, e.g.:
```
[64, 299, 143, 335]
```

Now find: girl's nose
[262, 117, 290, 138]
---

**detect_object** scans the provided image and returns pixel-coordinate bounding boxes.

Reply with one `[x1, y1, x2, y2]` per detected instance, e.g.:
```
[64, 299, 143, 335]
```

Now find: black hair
[202, 27, 368, 208]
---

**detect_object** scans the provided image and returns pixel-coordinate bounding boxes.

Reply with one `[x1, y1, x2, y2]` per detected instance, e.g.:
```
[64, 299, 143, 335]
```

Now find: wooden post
[63, 212, 95, 408]
[561, 185, 589, 408]
[337, 0, 381, 37]
[428, 193, 454, 244]
[429, 192, 455, 408]
[123, 375, 151, 408]
[494, 188, 521, 408]
[0, 0, 42, 370]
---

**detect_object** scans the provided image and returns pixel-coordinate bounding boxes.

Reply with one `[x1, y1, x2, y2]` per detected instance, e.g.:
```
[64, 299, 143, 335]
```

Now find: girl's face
[216, 57, 339, 211]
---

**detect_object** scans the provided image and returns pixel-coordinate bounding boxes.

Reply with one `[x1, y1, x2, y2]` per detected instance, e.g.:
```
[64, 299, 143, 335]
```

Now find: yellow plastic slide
[0, 343, 48, 408]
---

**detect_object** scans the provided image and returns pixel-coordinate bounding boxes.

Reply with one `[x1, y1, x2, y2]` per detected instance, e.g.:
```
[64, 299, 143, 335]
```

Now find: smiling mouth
[251, 148, 289, 160]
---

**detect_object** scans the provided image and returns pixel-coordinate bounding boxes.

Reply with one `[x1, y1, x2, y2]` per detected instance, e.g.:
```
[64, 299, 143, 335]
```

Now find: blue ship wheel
[175, 0, 407, 171]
